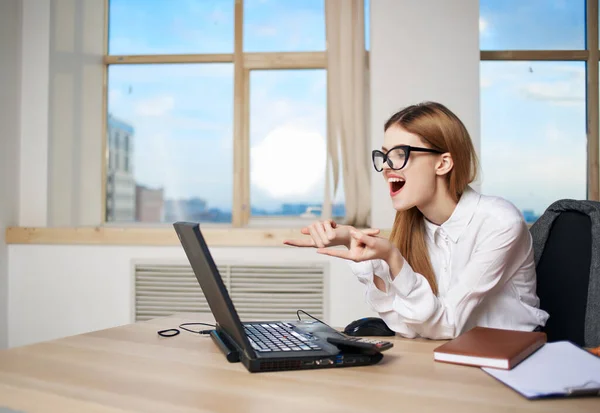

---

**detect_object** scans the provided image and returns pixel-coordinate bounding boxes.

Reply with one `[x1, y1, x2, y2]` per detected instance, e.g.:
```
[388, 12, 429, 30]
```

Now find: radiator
[133, 261, 328, 322]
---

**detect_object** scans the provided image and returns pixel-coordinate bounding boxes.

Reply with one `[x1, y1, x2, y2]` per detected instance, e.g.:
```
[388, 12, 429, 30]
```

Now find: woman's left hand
[316, 229, 398, 263]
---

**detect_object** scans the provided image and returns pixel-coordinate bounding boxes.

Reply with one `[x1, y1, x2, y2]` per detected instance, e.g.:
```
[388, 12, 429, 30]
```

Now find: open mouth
[388, 177, 405, 196]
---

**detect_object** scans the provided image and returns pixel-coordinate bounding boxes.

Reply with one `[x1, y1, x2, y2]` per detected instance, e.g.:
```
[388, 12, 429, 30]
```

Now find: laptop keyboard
[244, 322, 323, 353]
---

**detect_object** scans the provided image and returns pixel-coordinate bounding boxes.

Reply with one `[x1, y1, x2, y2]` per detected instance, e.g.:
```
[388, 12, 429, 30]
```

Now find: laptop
[173, 221, 386, 373]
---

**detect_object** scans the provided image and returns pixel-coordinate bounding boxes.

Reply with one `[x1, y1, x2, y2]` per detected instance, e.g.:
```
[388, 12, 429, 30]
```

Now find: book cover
[433, 326, 547, 370]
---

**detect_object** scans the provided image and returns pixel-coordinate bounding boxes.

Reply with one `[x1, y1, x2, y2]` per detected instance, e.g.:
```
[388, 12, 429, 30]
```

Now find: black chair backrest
[535, 210, 592, 346]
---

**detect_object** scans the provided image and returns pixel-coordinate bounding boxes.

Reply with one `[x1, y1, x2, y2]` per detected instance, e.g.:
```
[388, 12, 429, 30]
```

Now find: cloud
[480, 76, 492, 89]
[132, 130, 234, 205]
[108, 89, 123, 104]
[244, 4, 325, 51]
[251, 125, 326, 198]
[479, 17, 488, 33]
[209, 7, 229, 25]
[254, 25, 278, 37]
[247, 70, 328, 205]
[481, 122, 587, 214]
[519, 79, 584, 106]
[482, 61, 585, 107]
[545, 123, 568, 144]
[134, 96, 175, 117]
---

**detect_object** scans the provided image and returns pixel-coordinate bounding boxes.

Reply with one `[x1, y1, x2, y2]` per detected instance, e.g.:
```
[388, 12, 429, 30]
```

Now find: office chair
[529, 200, 600, 348]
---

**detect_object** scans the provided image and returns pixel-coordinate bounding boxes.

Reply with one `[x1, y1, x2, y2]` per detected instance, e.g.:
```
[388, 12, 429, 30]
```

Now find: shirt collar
[423, 186, 481, 244]
[423, 216, 439, 243]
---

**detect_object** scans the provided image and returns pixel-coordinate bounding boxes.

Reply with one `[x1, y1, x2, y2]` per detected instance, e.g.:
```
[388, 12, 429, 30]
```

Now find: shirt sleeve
[348, 218, 532, 339]
[347, 259, 420, 338]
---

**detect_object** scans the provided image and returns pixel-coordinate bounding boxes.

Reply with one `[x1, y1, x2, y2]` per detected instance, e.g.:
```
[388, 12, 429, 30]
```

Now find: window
[243, 0, 325, 52]
[106, 63, 234, 223]
[480, 61, 586, 222]
[249, 69, 331, 218]
[104, 0, 357, 225]
[480, 0, 597, 224]
[108, 0, 235, 54]
[480, 0, 585, 50]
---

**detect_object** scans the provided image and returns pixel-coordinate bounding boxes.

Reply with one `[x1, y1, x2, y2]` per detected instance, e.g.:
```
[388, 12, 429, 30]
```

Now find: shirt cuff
[347, 260, 375, 285]
[365, 280, 395, 313]
[348, 259, 396, 312]
[389, 259, 418, 297]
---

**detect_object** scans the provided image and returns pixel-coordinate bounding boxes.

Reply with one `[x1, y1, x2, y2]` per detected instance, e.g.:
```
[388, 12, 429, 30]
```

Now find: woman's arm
[378, 218, 532, 339]
[348, 259, 419, 338]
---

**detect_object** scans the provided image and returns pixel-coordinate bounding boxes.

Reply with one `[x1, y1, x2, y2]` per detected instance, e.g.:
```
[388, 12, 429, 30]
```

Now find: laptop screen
[173, 222, 255, 358]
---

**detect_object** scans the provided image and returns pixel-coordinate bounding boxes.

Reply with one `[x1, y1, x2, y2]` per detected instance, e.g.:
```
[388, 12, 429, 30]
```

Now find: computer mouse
[343, 317, 396, 336]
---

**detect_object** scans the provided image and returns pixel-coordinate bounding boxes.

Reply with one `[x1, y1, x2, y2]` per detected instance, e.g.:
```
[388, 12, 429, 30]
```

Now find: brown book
[433, 327, 547, 370]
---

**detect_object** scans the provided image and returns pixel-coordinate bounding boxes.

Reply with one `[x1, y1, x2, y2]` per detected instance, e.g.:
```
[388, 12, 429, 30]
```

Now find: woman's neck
[418, 185, 458, 226]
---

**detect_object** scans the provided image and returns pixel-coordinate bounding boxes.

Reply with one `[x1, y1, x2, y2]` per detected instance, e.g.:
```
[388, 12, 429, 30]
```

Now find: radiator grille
[134, 262, 326, 322]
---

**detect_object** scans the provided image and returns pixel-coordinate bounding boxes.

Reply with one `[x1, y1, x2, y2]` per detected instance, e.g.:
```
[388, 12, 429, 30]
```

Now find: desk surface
[0, 315, 598, 413]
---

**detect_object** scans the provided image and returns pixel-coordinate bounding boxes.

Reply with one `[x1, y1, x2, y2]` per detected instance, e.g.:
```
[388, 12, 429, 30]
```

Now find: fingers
[283, 238, 316, 247]
[316, 222, 333, 246]
[350, 229, 377, 248]
[323, 220, 336, 240]
[310, 220, 341, 248]
[284, 220, 343, 249]
[316, 248, 354, 260]
[308, 225, 325, 248]
[363, 228, 380, 236]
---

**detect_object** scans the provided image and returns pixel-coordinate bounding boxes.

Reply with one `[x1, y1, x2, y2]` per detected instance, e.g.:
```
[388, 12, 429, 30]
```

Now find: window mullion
[233, 0, 247, 226]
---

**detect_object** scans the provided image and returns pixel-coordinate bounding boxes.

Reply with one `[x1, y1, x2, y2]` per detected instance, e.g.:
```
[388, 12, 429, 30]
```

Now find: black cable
[157, 322, 216, 338]
[296, 309, 333, 329]
[159, 311, 327, 338]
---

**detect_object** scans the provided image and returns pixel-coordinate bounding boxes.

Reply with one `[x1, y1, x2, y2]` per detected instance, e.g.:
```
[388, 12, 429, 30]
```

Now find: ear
[435, 152, 453, 176]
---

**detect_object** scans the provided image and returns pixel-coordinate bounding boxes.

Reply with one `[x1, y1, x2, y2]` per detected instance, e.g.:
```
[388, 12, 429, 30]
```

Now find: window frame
[479, 0, 599, 202]
[101, 0, 328, 227]
[101, 0, 599, 228]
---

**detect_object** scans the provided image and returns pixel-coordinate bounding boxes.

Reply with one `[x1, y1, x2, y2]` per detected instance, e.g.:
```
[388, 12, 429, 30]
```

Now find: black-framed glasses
[371, 145, 443, 172]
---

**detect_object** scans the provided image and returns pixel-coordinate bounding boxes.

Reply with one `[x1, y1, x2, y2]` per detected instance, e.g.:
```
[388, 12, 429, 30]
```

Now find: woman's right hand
[283, 220, 380, 250]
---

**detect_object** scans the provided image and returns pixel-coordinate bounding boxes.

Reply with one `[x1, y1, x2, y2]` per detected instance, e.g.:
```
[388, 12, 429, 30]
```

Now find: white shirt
[349, 186, 549, 340]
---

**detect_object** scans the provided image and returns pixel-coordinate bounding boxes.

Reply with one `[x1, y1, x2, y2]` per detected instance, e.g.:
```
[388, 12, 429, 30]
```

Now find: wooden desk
[0, 314, 597, 413]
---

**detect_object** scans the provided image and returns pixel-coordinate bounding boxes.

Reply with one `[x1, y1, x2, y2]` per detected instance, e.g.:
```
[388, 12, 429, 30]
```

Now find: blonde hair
[386, 102, 478, 295]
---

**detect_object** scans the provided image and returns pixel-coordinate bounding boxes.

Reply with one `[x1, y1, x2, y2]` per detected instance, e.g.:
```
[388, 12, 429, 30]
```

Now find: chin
[391, 194, 417, 212]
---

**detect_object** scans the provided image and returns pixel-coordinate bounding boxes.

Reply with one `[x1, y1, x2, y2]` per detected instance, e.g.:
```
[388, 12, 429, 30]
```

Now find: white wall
[369, 0, 481, 228]
[0, 0, 22, 349]
[7, 245, 373, 347]
[6, 0, 481, 347]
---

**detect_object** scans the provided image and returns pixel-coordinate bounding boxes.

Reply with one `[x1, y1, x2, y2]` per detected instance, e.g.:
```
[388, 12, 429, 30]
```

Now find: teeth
[387, 177, 405, 183]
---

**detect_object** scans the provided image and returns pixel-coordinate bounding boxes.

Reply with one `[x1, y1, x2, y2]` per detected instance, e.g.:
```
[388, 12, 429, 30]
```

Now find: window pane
[480, 0, 584, 50]
[244, 0, 325, 52]
[480, 61, 586, 223]
[249, 69, 343, 218]
[108, 0, 234, 55]
[106, 63, 233, 223]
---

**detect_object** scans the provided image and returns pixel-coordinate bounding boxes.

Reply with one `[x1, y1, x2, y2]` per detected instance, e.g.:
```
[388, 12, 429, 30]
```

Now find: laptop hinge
[210, 328, 241, 363]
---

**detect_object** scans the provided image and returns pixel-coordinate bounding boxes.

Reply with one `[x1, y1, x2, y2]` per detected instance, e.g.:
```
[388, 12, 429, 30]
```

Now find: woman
[284, 101, 549, 340]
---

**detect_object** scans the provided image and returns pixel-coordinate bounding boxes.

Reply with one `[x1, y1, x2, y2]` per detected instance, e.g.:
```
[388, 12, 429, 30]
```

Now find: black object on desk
[327, 335, 393, 355]
[344, 317, 396, 336]
[210, 329, 240, 363]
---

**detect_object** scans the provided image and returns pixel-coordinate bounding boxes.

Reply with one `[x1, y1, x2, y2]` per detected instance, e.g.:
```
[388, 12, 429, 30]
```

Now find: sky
[107, 0, 588, 218]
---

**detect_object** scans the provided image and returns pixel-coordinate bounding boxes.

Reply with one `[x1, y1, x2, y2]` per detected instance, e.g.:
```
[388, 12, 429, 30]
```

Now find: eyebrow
[381, 146, 388, 151]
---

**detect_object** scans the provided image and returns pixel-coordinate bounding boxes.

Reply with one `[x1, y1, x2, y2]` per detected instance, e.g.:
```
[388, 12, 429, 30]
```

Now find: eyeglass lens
[374, 147, 407, 171]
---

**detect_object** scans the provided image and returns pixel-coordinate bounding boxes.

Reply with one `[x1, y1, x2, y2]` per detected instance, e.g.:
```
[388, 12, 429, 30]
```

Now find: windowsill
[5, 226, 392, 247]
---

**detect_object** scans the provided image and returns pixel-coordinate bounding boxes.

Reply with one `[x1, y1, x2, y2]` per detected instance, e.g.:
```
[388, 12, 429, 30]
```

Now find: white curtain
[323, 0, 371, 227]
